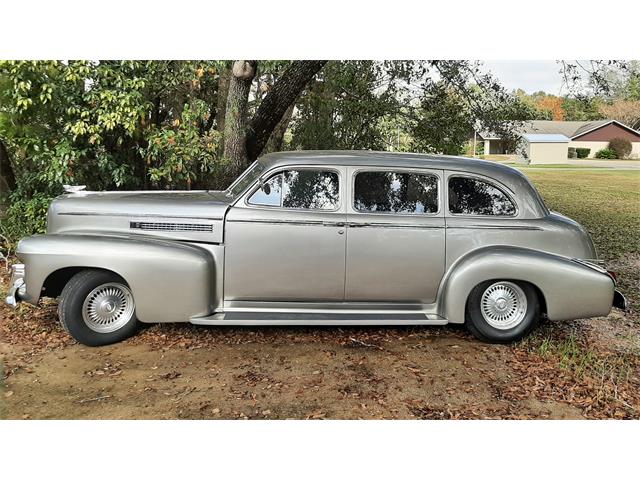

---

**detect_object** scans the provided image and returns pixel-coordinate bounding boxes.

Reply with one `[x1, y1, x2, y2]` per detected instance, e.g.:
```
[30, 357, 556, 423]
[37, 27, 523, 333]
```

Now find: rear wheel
[465, 280, 539, 343]
[58, 270, 139, 346]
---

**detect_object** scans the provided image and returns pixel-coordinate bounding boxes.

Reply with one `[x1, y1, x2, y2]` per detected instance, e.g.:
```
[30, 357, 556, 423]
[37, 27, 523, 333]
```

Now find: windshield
[225, 161, 267, 197]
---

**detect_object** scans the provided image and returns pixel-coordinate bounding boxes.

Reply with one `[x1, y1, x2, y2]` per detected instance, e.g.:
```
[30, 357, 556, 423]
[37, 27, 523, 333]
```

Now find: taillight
[607, 270, 617, 283]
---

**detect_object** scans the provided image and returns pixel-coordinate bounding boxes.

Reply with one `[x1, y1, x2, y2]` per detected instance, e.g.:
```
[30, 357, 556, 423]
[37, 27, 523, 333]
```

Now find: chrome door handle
[323, 221, 346, 227]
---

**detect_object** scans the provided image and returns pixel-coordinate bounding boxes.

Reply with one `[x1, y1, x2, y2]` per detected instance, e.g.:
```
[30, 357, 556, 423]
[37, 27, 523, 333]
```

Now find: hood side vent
[130, 221, 213, 233]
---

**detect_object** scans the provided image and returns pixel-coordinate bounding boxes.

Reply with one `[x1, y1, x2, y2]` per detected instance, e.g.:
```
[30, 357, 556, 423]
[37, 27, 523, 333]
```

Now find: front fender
[437, 246, 614, 323]
[17, 234, 215, 323]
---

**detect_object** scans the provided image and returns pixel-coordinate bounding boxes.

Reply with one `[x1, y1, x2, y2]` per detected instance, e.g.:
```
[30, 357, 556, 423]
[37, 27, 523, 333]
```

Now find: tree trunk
[0, 139, 16, 196]
[246, 60, 327, 161]
[223, 61, 257, 177]
[264, 103, 295, 154]
[215, 62, 231, 133]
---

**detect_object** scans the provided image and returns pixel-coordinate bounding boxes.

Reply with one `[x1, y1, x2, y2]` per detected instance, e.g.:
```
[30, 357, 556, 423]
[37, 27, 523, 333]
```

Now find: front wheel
[465, 280, 539, 343]
[58, 269, 139, 346]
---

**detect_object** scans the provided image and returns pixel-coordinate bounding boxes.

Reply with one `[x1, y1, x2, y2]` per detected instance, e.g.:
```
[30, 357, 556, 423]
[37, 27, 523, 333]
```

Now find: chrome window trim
[349, 167, 442, 217]
[242, 166, 343, 213]
[446, 173, 519, 218]
[226, 218, 346, 227]
[224, 160, 260, 197]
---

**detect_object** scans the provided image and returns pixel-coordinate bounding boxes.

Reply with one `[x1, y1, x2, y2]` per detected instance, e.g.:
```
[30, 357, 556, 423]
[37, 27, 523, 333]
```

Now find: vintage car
[6, 151, 626, 346]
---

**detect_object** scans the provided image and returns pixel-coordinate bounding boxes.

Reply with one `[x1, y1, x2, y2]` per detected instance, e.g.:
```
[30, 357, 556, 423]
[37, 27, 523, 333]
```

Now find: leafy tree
[290, 61, 405, 151]
[291, 60, 534, 156]
[409, 84, 474, 155]
[534, 94, 565, 120]
[599, 100, 640, 130]
[562, 97, 604, 121]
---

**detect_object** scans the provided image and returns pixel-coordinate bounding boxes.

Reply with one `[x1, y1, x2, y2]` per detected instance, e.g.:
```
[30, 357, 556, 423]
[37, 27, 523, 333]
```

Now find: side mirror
[258, 177, 271, 195]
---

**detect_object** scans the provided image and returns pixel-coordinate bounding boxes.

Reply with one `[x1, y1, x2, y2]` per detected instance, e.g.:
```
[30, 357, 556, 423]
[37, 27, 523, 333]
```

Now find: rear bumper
[5, 263, 26, 308]
[613, 290, 627, 311]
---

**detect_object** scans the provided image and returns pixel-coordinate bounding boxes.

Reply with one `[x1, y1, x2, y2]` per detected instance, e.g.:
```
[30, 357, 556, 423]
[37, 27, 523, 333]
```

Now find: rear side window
[353, 171, 439, 214]
[448, 176, 516, 216]
[249, 169, 339, 210]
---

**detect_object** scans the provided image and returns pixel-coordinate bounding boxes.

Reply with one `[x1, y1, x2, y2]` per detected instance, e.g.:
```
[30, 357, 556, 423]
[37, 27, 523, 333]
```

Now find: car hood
[47, 190, 231, 243]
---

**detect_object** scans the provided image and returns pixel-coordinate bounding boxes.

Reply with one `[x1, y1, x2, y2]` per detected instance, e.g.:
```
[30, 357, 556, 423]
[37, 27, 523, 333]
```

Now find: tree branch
[246, 60, 327, 161]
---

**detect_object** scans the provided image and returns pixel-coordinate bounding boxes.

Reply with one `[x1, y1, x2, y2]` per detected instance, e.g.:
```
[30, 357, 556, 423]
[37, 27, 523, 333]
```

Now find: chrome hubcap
[82, 282, 135, 333]
[480, 281, 527, 330]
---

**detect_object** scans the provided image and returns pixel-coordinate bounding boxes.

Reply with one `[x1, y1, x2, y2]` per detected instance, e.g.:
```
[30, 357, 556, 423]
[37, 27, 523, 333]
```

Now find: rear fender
[437, 246, 614, 323]
[17, 234, 215, 323]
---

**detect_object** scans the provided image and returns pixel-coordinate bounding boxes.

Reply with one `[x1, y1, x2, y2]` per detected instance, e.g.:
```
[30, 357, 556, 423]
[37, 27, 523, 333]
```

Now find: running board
[190, 312, 448, 326]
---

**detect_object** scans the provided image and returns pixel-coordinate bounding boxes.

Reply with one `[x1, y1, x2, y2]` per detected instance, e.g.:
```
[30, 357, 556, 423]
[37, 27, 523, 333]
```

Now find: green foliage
[608, 137, 632, 159]
[291, 61, 535, 156]
[409, 85, 473, 155]
[595, 148, 617, 159]
[143, 100, 225, 189]
[290, 61, 402, 151]
[568, 147, 577, 159]
[0, 60, 231, 243]
[561, 97, 604, 121]
[0, 60, 227, 192]
[0, 192, 51, 248]
[576, 147, 591, 159]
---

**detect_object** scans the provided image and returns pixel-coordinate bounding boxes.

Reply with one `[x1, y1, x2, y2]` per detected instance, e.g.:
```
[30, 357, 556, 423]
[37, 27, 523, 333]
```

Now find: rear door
[344, 167, 445, 303]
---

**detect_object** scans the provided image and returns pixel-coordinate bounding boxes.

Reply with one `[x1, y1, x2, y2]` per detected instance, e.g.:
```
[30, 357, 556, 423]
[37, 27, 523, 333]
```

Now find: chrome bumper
[5, 263, 26, 308]
[613, 290, 627, 311]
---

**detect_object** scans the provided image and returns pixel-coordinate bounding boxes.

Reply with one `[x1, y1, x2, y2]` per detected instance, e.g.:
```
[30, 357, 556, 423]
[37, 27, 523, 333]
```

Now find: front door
[224, 167, 347, 302]
[344, 167, 445, 304]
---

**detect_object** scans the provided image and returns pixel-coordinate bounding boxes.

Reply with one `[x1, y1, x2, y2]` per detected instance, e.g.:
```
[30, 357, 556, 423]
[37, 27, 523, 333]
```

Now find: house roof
[522, 134, 570, 143]
[522, 120, 611, 138]
[477, 119, 640, 141]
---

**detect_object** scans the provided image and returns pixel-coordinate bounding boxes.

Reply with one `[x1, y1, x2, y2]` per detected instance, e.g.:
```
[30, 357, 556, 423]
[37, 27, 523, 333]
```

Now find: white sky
[480, 61, 567, 95]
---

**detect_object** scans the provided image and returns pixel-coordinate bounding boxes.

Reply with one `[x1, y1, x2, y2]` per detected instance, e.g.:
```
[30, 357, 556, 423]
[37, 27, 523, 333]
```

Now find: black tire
[465, 280, 539, 344]
[58, 269, 139, 346]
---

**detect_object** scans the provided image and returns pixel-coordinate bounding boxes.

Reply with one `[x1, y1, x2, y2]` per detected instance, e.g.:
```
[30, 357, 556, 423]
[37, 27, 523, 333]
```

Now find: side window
[248, 173, 282, 207]
[354, 171, 439, 214]
[248, 169, 340, 210]
[448, 176, 516, 216]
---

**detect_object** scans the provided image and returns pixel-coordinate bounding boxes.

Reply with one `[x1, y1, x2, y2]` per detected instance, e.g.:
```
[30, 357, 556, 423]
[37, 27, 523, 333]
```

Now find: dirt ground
[1, 292, 637, 419]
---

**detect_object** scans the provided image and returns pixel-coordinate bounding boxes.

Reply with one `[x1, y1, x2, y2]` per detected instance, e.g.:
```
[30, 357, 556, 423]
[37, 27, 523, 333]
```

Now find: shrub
[575, 148, 591, 159]
[595, 148, 617, 159]
[0, 193, 52, 249]
[608, 138, 632, 159]
[568, 147, 577, 159]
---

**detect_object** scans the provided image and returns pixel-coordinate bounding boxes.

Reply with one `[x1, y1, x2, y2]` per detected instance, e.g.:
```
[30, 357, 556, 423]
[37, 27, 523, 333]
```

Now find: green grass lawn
[524, 169, 640, 307]
[524, 169, 640, 259]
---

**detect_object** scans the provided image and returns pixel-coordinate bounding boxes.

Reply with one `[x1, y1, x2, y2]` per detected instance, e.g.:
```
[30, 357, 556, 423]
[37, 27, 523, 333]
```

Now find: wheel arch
[42, 266, 124, 298]
[438, 245, 613, 324]
[17, 234, 215, 323]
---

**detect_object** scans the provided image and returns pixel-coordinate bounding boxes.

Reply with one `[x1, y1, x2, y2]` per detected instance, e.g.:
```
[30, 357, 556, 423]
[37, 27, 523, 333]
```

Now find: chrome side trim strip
[227, 218, 443, 229]
[350, 222, 443, 229]
[227, 218, 329, 227]
[446, 225, 543, 231]
[59, 212, 224, 221]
